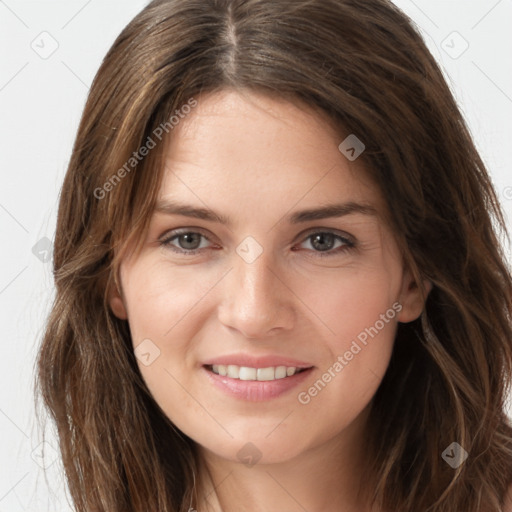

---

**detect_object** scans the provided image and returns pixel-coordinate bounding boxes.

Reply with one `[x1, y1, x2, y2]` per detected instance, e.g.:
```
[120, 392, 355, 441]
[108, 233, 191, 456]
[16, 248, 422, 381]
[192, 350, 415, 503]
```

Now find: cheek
[121, 261, 224, 421]
[122, 259, 225, 346]
[297, 263, 401, 345]
[293, 268, 400, 418]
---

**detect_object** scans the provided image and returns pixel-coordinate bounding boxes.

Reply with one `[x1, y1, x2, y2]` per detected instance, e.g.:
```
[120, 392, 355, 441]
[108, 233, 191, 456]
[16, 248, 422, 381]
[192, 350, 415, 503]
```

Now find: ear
[397, 268, 432, 323]
[108, 279, 128, 320]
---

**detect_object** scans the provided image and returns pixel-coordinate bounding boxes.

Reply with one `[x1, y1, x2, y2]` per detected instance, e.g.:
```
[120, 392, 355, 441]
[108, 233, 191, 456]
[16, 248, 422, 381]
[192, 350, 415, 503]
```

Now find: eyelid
[159, 227, 214, 242]
[295, 227, 355, 245]
[158, 228, 217, 256]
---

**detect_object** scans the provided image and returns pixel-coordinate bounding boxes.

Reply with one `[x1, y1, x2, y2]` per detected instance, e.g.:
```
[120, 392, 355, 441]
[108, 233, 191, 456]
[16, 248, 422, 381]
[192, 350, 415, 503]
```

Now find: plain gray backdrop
[1, 1, 511, 510]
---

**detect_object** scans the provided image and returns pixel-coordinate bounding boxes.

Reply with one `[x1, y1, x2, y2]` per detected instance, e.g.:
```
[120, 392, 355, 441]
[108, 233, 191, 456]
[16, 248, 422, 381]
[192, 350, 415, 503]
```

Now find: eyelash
[158, 228, 356, 258]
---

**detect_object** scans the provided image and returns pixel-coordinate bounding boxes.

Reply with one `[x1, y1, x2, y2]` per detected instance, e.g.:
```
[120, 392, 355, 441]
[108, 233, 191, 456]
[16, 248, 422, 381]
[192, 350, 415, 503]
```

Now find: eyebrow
[154, 199, 378, 225]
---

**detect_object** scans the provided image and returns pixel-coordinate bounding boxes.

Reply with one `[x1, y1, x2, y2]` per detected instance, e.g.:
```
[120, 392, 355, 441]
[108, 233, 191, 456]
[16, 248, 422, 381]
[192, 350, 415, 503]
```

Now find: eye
[159, 228, 356, 258]
[159, 230, 213, 255]
[295, 231, 355, 257]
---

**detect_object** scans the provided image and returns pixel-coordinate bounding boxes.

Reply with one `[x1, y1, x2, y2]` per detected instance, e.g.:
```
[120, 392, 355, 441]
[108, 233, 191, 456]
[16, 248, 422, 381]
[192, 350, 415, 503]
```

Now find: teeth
[275, 366, 287, 379]
[210, 364, 305, 381]
[257, 367, 276, 381]
[227, 365, 239, 379]
[239, 367, 257, 380]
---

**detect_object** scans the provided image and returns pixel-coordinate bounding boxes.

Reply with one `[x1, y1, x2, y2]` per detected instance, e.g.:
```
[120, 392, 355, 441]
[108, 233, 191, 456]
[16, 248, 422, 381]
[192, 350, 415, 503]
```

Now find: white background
[0, 1, 511, 510]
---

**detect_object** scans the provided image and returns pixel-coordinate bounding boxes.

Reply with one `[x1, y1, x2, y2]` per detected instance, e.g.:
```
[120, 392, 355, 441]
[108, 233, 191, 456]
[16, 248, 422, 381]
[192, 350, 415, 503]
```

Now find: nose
[217, 250, 295, 339]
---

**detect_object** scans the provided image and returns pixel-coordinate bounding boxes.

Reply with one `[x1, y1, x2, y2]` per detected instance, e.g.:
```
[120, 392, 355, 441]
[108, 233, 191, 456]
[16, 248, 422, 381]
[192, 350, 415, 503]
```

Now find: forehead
[157, 89, 384, 223]
[168, 89, 345, 166]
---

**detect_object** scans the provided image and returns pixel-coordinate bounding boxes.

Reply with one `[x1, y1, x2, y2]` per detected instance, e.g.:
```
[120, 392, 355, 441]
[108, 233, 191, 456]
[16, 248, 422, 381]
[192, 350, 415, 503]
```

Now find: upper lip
[202, 354, 314, 369]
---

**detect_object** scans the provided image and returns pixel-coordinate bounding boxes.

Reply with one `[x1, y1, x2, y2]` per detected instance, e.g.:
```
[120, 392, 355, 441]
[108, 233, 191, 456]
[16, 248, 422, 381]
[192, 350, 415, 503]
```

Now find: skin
[109, 89, 431, 512]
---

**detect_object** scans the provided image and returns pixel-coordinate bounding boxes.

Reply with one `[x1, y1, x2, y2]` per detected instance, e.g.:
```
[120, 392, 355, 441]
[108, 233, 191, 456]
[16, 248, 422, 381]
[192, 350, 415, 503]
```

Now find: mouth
[205, 364, 312, 381]
[202, 363, 315, 401]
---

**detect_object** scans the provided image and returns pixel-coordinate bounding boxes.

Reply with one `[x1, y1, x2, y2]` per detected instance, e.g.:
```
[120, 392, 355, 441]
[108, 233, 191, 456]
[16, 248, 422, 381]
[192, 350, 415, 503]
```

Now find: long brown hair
[35, 0, 512, 510]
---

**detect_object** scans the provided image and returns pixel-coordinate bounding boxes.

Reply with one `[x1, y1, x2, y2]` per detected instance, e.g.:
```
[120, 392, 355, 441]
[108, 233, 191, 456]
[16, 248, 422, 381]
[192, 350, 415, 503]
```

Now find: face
[109, 89, 427, 466]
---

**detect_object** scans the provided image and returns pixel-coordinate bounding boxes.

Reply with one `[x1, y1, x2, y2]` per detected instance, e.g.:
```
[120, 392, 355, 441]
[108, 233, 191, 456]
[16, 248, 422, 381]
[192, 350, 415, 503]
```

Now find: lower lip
[202, 366, 314, 402]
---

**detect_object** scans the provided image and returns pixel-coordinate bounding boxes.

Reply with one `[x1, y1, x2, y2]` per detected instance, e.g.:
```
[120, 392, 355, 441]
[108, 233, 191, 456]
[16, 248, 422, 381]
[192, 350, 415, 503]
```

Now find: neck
[193, 406, 374, 512]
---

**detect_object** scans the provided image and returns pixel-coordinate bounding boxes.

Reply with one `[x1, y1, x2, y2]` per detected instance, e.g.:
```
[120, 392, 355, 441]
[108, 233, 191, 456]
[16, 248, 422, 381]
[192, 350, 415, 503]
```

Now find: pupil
[312, 233, 334, 251]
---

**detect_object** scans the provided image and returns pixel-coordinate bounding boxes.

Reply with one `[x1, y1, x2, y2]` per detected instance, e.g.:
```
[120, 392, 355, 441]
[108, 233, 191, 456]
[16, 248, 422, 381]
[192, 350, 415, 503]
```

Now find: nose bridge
[237, 252, 273, 303]
[218, 242, 293, 337]
[234, 235, 277, 300]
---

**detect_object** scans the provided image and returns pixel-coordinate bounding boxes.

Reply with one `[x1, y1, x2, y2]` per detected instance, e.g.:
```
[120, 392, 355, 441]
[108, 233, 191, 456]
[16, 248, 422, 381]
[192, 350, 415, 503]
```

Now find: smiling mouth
[205, 364, 311, 381]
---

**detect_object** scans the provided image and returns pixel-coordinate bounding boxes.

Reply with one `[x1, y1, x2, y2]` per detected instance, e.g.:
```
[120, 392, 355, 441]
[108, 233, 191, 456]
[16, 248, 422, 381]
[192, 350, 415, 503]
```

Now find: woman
[35, 0, 512, 510]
